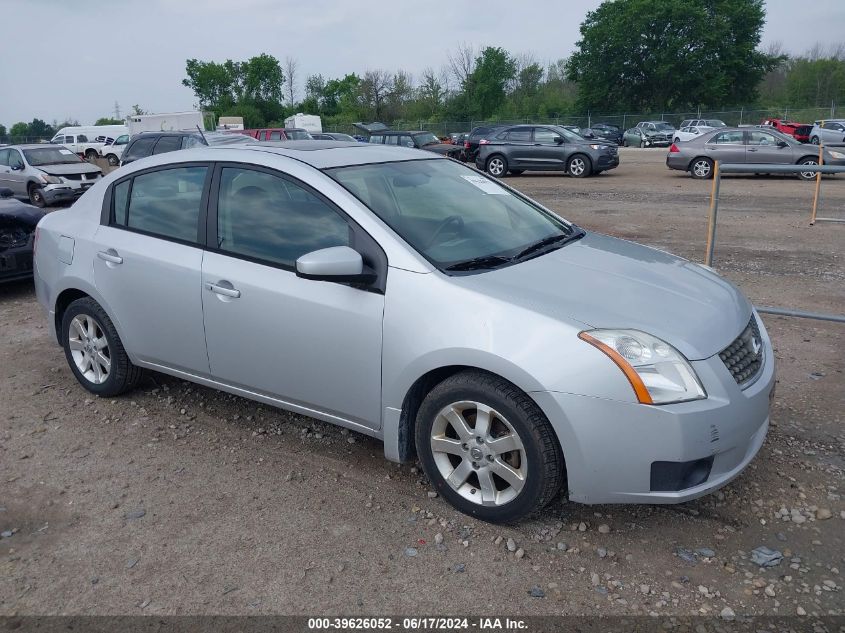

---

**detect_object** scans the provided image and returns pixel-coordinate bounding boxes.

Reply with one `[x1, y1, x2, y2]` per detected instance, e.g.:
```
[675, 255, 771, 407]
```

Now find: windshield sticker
[461, 174, 510, 195]
[58, 149, 73, 155]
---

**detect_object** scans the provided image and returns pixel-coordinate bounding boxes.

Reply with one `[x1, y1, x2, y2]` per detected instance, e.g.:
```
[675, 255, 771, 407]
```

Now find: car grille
[651, 134, 670, 142]
[60, 173, 99, 181]
[62, 173, 83, 181]
[719, 316, 764, 387]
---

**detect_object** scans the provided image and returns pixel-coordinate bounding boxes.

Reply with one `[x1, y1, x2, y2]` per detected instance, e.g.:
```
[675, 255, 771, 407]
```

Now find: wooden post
[810, 143, 824, 225]
[705, 161, 721, 266]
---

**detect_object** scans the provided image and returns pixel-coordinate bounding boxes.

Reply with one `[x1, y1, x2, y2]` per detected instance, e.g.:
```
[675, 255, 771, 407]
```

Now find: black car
[464, 124, 508, 163]
[311, 132, 358, 142]
[368, 130, 463, 159]
[0, 187, 45, 283]
[583, 123, 623, 145]
[120, 131, 251, 166]
[475, 124, 619, 178]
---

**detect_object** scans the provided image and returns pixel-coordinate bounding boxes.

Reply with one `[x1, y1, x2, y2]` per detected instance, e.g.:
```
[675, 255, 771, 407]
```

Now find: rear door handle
[748, 148, 758, 152]
[97, 250, 123, 264]
[204, 282, 241, 298]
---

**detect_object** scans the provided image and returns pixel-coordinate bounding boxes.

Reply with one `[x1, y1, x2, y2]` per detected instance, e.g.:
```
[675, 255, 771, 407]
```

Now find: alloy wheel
[68, 314, 111, 384]
[799, 159, 818, 180]
[692, 159, 712, 178]
[569, 157, 586, 177]
[429, 400, 527, 507]
[487, 157, 505, 177]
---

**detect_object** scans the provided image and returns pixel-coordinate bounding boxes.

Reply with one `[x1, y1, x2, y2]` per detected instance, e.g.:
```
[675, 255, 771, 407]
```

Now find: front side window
[77, 135, 88, 142]
[124, 137, 156, 160]
[413, 132, 440, 147]
[115, 135, 129, 145]
[327, 159, 576, 270]
[0, 149, 8, 166]
[712, 131, 744, 144]
[182, 136, 204, 149]
[370, 135, 383, 144]
[285, 129, 311, 140]
[153, 136, 181, 154]
[533, 128, 558, 143]
[748, 131, 778, 145]
[125, 166, 207, 242]
[269, 131, 282, 140]
[385, 135, 399, 145]
[216, 167, 350, 267]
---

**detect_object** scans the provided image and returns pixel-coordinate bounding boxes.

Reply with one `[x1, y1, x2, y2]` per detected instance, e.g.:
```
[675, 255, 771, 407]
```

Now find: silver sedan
[34, 141, 774, 522]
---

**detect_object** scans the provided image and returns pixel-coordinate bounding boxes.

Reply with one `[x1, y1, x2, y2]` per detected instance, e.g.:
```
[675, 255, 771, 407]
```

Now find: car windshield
[327, 159, 579, 271]
[413, 132, 440, 147]
[706, 120, 726, 127]
[654, 122, 674, 131]
[23, 147, 84, 166]
[286, 130, 312, 140]
[552, 126, 585, 141]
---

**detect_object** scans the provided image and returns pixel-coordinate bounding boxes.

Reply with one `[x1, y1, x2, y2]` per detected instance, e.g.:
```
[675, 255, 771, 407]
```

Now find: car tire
[415, 370, 564, 524]
[485, 155, 508, 178]
[509, 169, 524, 176]
[622, 139, 628, 147]
[28, 183, 46, 208]
[797, 158, 819, 181]
[690, 157, 714, 179]
[567, 154, 592, 178]
[106, 154, 119, 166]
[810, 136, 820, 145]
[61, 297, 143, 397]
[674, 137, 680, 144]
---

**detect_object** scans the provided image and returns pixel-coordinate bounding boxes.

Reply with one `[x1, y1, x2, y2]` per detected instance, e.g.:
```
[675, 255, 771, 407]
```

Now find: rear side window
[124, 166, 207, 242]
[370, 135, 383, 144]
[124, 137, 156, 160]
[385, 135, 399, 145]
[153, 136, 181, 154]
[269, 131, 283, 140]
[182, 136, 204, 149]
[0, 149, 8, 166]
[712, 131, 744, 144]
[506, 129, 531, 141]
[113, 180, 130, 226]
[216, 167, 350, 267]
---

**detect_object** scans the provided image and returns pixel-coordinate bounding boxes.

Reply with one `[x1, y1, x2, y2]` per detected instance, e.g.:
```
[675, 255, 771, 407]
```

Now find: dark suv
[121, 131, 251, 166]
[464, 124, 508, 163]
[475, 124, 619, 178]
[368, 131, 463, 159]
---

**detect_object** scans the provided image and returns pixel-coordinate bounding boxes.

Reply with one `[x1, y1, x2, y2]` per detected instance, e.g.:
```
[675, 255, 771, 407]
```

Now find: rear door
[705, 130, 746, 164]
[501, 128, 533, 167]
[746, 130, 792, 165]
[200, 164, 385, 428]
[93, 163, 211, 374]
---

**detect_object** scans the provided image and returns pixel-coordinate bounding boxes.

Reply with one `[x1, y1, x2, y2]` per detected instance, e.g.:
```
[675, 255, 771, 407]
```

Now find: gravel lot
[1, 149, 843, 617]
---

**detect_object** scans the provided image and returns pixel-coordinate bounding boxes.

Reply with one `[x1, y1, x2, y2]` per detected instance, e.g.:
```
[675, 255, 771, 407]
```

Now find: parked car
[368, 130, 463, 159]
[239, 128, 313, 141]
[49, 133, 107, 161]
[120, 131, 250, 166]
[583, 123, 623, 145]
[760, 119, 813, 143]
[792, 125, 814, 144]
[666, 127, 845, 180]
[0, 187, 45, 282]
[464, 125, 508, 163]
[0, 144, 102, 207]
[679, 119, 726, 130]
[99, 134, 130, 166]
[809, 119, 845, 145]
[34, 142, 773, 522]
[636, 121, 676, 135]
[673, 126, 713, 143]
[622, 127, 672, 148]
[475, 124, 619, 177]
[311, 132, 357, 142]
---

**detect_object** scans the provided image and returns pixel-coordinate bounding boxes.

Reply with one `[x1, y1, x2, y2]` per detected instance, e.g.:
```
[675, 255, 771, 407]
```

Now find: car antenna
[196, 125, 208, 144]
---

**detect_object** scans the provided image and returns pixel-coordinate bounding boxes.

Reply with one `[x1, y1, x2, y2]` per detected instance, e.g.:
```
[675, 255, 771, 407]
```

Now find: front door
[746, 130, 792, 165]
[530, 127, 567, 169]
[201, 165, 384, 428]
[92, 164, 211, 374]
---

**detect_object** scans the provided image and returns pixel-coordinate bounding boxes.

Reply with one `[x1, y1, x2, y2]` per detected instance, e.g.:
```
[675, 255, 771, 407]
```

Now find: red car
[237, 128, 313, 141]
[761, 119, 813, 143]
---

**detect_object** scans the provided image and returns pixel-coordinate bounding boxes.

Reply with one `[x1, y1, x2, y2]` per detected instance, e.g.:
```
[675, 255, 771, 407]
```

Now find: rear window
[122, 166, 207, 242]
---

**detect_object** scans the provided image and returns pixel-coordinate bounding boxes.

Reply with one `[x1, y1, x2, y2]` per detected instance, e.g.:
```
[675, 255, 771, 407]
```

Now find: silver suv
[809, 119, 845, 145]
[34, 141, 774, 522]
[0, 144, 102, 207]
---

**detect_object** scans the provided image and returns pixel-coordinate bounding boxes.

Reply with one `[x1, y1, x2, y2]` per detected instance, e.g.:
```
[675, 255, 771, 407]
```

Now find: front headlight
[589, 144, 603, 150]
[579, 329, 706, 404]
[38, 173, 63, 185]
[828, 150, 845, 160]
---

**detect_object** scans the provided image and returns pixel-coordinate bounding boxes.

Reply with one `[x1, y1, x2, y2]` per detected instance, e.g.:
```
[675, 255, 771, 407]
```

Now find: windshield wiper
[445, 255, 512, 271]
[514, 229, 585, 260]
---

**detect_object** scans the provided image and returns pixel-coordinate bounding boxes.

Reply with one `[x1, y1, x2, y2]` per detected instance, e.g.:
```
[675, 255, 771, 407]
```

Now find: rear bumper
[0, 246, 34, 282]
[666, 154, 689, 171]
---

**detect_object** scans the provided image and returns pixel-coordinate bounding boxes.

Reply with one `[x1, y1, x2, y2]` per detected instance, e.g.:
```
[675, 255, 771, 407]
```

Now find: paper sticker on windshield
[461, 174, 510, 195]
[58, 149, 73, 155]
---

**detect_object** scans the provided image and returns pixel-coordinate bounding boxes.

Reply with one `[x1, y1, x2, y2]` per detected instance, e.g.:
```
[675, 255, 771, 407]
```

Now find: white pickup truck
[98, 134, 130, 166]
[49, 132, 107, 161]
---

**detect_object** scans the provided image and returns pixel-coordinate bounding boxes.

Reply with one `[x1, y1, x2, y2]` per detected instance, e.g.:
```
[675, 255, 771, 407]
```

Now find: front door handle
[748, 148, 758, 152]
[97, 250, 123, 264]
[204, 282, 241, 298]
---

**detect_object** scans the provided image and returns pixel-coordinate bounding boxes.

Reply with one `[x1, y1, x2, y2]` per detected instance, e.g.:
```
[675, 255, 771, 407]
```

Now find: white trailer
[127, 111, 206, 136]
[284, 113, 322, 133]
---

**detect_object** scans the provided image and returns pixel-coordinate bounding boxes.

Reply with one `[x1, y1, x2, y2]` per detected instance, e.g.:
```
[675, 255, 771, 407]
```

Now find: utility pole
[113, 101, 122, 120]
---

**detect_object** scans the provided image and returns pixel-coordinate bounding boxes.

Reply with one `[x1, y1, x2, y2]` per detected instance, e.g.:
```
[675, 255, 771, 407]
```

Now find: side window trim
[102, 162, 213, 247]
[205, 161, 388, 293]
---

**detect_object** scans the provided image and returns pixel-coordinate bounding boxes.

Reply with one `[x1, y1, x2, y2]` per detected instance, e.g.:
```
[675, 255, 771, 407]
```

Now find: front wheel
[415, 370, 564, 523]
[61, 297, 143, 397]
[85, 149, 99, 161]
[690, 157, 714, 179]
[485, 155, 508, 177]
[622, 139, 629, 147]
[106, 154, 119, 166]
[567, 154, 592, 178]
[28, 184, 46, 208]
[797, 158, 818, 181]
[810, 136, 820, 145]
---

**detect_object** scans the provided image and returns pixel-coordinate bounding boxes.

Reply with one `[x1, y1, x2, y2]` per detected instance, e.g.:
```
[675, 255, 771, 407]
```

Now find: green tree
[131, 104, 148, 116]
[95, 117, 124, 125]
[10, 122, 28, 137]
[464, 47, 516, 118]
[0, 124, 6, 138]
[785, 50, 845, 108]
[566, 0, 776, 111]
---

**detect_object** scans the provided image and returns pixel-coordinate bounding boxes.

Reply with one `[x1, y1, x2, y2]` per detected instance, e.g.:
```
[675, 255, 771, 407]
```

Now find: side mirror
[553, 136, 564, 144]
[11, 163, 24, 171]
[296, 246, 376, 285]
[777, 140, 788, 148]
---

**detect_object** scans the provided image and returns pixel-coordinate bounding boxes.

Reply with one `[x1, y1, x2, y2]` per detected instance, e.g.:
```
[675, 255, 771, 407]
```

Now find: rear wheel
[690, 157, 714, 179]
[485, 155, 507, 177]
[810, 136, 820, 145]
[28, 183, 46, 207]
[797, 158, 818, 181]
[415, 370, 564, 523]
[85, 149, 98, 161]
[567, 154, 592, 178]
[106, 154, 119, 166]
[61, 297, 143, 397]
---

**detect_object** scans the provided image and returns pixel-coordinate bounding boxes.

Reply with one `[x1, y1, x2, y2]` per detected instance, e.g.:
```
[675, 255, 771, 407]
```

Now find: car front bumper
[596, 153, 619, 170]
[43, 179, 99, 203]
[532, 326, 775, 504]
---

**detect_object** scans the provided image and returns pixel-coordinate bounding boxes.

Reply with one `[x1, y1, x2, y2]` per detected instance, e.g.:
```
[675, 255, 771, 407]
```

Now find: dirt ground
[1, 149, 843, 617]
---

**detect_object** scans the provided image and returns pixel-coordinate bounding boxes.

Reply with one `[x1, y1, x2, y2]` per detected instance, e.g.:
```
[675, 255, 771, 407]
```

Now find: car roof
[6, 144, 59, 150]
[205, 140, 439, 169]
[135, 131, 198, 137]
[379, 130, 429, 135]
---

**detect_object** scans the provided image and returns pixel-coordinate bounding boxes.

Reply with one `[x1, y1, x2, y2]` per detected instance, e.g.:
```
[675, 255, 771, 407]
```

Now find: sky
[1, 0, 843, 126]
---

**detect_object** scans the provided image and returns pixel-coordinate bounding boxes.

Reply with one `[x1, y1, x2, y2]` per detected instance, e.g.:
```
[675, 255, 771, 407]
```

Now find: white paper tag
[461, 174, 510, 195]
[58, 149, 73, 155]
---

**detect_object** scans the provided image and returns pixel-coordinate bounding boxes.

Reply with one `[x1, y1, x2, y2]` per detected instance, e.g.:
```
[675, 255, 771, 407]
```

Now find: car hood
[643, 130, 672, 137]
[38, 163, 101, 176]
[454, 232, 751, 360]
[421, 143, 461, 155]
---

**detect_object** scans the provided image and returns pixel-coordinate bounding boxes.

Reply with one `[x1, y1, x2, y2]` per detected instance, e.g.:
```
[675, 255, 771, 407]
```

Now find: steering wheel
[423, 215, 465, 250]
